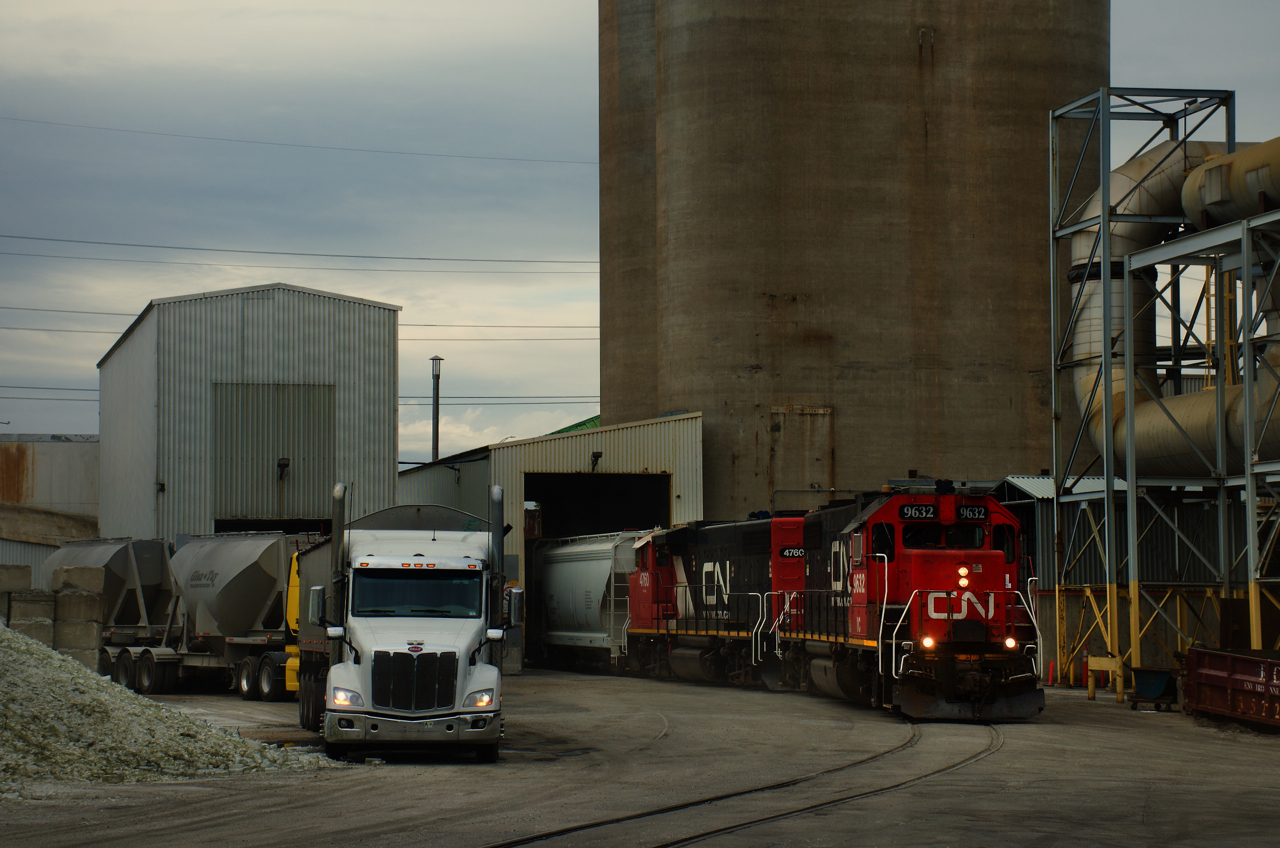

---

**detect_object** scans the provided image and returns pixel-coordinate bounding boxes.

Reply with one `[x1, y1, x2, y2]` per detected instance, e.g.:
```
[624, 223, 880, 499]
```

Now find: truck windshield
[351, 570, 484, 618]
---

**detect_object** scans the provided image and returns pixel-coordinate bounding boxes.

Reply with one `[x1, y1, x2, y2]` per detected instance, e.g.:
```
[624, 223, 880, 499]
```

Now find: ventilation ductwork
[1071, 138, 1280, 477]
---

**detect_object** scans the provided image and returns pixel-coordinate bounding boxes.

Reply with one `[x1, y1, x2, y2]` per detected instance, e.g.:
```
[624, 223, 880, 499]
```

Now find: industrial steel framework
[1049, 88, 1280, 699]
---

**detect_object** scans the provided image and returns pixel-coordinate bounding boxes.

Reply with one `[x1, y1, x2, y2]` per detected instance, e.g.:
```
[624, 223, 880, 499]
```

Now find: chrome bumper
[324, 710, 502, 744]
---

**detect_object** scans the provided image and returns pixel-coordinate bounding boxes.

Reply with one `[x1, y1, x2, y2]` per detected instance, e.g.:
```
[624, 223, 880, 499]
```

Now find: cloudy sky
[2, 1, 1278, 459]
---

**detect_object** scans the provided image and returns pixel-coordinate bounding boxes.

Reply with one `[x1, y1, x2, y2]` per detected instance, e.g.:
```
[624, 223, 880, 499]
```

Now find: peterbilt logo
[188, 570, 219, 589]
[926, 591, 996, 620]
[408, 646, 423, 654]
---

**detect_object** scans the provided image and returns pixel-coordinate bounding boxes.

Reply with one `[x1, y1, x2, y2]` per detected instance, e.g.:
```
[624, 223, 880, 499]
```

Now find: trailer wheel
[258, 653, 287, 702]
[238, 656, 262, 701]
[298, 673, 312, 729]
[113, 650, 136, 691]
[135, 652, 160, 695]
[475, 741, 500, 764]
[97, 649, 114, 678]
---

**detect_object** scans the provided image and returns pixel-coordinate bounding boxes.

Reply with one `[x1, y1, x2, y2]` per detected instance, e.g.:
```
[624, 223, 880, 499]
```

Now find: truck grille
[371, 651, 458, 711]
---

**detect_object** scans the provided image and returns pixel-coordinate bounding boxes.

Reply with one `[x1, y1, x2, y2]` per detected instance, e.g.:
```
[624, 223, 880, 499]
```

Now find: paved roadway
[5, 671, 1279, 847]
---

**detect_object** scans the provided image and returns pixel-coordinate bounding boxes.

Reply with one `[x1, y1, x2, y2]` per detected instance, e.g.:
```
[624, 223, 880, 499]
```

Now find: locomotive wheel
[238, 656, 262, 701]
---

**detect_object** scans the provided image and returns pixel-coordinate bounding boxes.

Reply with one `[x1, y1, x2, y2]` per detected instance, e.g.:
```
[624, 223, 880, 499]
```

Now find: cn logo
[701, 561, 730, 605]
[926, 591, 996, 620]
[830, 541, 849, 591]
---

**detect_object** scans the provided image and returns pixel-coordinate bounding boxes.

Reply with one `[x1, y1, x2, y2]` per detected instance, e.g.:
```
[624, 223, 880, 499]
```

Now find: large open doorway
[522, 472, 671, 669]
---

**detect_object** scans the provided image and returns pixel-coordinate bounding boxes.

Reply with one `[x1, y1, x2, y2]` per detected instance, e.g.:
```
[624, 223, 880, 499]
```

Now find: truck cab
[298, 485, 510, 762]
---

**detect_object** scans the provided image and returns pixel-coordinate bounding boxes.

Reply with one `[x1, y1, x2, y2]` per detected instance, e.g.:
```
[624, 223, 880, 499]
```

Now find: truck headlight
[331, 687, 364, 707]
[463, 688, 495, 708]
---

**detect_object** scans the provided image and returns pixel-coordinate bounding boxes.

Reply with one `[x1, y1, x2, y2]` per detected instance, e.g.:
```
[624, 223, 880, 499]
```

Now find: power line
[404, 395, 599, 399]
[0, 327, 119, 334]
[0, 396, 97, 402]
[402, 323, 598, 328]
[0, 385, 97, 392]
[0, 235, 599, 265]
[0, 305, 135, 317]
[0, 115, 599, 166]
[0, 327, 598, 341]
[405, 401, 600, 406]
[0, 250, 599, 275]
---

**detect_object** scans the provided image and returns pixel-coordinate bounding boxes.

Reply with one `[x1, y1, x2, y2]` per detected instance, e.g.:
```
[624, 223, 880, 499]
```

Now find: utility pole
[431, 355, 443, 462]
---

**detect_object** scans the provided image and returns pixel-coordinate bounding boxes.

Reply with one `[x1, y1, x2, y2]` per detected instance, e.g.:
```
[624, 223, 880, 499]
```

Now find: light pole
[431, 355, 443, 462]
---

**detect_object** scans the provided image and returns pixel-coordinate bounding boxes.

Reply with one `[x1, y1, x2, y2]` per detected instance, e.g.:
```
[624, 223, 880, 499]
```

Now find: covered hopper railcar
[626, 484, 1045, 719]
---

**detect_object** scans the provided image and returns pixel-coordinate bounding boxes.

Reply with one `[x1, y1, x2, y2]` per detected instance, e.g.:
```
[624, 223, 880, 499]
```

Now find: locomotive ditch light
[921, 636, 935, 649]
[1004, 637, 1017, 649]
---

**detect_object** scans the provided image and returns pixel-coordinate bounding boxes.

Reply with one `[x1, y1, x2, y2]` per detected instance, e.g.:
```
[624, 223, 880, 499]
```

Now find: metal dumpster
[1184, 647, 1280, 728]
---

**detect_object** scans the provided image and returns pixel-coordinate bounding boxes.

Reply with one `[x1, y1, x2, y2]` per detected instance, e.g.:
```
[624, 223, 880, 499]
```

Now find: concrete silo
[600, 1, 1109, 518]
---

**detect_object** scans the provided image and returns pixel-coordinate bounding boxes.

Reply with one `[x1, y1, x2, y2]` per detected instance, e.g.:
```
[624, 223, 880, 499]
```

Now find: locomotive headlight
[958, 567, 969, 577]
[958, 577, 970, 588]
[921, 636, 935, 649]
[1004, 637, 1017, 650]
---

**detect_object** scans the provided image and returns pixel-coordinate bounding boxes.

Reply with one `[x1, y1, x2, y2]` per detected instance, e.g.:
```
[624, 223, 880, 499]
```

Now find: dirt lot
[5, 671, 1278, 847]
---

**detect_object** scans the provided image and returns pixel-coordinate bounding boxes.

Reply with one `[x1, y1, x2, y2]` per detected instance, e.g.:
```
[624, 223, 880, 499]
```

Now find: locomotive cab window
[870, 523, 895, 562]
[901, 523, 984, 550]
[993, 525, 1016, 563]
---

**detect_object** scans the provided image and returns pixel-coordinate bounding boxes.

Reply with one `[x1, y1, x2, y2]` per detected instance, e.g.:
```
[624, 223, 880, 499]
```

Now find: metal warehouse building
[98, 283, 399, 541]
[0, 434, 99, 566]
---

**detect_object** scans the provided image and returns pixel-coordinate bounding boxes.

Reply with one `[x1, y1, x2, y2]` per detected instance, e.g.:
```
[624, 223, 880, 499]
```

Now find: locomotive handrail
[749, 593, 766, 665]
[888, 590, 923, 679]
[875, 553, 890, 675]
[767, 591, 800, 658]
[1011, 588, 1043, 677]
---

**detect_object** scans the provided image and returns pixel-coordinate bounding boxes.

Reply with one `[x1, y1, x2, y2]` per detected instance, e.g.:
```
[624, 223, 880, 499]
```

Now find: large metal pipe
[1073, 138, 1280, 476]
[1183, 137, 1280, 227]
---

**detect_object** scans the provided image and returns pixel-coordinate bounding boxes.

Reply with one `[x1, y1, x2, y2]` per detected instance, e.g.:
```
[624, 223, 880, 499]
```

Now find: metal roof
[98, 282, 401, 368]
[998, 475, 1126, 501]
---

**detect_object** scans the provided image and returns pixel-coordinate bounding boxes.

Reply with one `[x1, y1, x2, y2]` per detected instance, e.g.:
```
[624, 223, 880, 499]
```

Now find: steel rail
[647, 725, 1005, 848]
[476, 723, 925, 848]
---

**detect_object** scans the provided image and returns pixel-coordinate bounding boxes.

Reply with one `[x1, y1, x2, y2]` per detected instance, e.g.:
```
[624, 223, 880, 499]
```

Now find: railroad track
[480, 721, 1004, 848]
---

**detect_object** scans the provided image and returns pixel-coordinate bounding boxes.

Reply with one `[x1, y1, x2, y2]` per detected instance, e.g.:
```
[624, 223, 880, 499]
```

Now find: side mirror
[308, 586, 325, 627]
[327, 625, 346, 640]
[485, 628, 505, 642]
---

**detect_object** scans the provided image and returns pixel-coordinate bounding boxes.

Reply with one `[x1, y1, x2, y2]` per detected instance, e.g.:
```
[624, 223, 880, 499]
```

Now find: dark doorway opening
[213, 517, 332, 536]
[524, 473, 670, 538]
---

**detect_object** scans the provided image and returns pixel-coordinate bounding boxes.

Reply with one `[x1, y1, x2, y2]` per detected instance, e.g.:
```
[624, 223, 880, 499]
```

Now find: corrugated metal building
[398, 413, 702, 671]
[0, 434, 100, 567]
[98, 283, 399, 541]
[399, 412, 703, 581]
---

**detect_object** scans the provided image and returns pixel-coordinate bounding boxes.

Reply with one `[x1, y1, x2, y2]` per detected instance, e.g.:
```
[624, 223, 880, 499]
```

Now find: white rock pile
[0, 624, 333, 794]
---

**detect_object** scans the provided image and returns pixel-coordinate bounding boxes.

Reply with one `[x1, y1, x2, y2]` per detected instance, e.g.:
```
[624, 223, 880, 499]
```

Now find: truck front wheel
[475, 741, 499, 764]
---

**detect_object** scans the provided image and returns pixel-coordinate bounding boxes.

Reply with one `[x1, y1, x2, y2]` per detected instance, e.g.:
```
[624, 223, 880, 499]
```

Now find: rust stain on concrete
[0, 442, 31, 504]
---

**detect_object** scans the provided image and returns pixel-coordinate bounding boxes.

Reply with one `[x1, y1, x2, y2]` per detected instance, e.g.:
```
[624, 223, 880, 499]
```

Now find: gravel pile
[0, 624, 333, 794]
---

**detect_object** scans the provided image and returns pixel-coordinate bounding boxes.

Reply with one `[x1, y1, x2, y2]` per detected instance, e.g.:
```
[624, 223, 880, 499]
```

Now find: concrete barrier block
[53, 619, 102, 651]
[58, 649, 99, 671]
[51, 566, 105, 594]
[0, 591, 8, 626]
[9, 591, 54, 622]
[10, 619, 54, 646]
[0, 564, 32, 592]
[55, 591, 104, 622]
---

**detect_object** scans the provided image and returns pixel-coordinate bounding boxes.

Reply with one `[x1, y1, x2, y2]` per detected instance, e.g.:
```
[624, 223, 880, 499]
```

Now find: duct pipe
[1072, 139, 1280, 477]
[1183, 137, 1280, 228]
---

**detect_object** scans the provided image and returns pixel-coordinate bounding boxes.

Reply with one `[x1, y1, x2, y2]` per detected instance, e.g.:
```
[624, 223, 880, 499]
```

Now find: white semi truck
[296, 483, 514, 762]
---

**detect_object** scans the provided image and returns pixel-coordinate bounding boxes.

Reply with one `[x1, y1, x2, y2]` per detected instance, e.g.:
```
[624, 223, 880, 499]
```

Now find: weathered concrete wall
[0, 436, 99, 517]
[600, 2, 1109, 519]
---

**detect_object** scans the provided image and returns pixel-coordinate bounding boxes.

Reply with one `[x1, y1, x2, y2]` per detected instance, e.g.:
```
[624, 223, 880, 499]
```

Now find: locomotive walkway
[5, 670, 1278, 846]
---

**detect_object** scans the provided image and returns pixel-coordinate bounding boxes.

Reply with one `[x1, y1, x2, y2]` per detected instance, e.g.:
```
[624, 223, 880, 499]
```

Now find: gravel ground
[0, 625, 334, 797]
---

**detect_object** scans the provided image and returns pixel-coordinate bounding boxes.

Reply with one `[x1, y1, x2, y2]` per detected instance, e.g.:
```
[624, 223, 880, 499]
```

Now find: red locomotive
[626, 481, 1044, 719]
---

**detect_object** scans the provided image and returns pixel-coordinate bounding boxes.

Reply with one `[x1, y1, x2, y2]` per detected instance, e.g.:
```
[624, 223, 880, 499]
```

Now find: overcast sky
[2, 1, 1278, 459]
